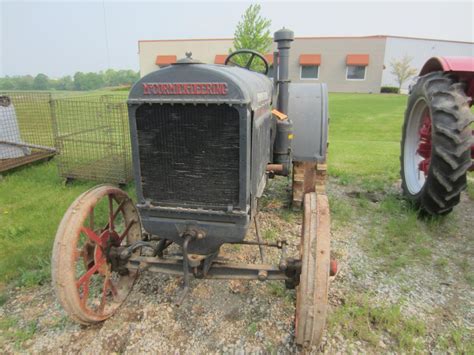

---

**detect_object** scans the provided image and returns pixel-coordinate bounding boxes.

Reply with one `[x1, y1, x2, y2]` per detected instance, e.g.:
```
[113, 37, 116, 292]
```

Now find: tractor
[51, 28, 333, 349]
[401, 56, 474, 215]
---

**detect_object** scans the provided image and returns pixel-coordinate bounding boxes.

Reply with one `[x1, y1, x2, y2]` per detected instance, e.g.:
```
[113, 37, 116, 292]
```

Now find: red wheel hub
[417, 109, 432, 176]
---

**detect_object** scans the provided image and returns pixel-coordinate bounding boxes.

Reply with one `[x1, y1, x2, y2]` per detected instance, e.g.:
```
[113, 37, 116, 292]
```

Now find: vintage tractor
[401, 56, 474, 215]
[51, 28, 332, 348]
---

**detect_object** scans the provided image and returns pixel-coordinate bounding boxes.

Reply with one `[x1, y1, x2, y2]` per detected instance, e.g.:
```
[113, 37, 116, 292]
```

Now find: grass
[436, 326, 474, 353]
[328, 292, 426, 352]
[328, 93, 407, 188]
[0, 316, 38, 349]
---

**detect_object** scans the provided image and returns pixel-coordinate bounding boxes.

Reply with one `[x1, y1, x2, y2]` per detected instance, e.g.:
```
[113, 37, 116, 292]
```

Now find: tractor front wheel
[295, 192, 331, 349]
[401, 72, 473, 215]
[51, 185, 142, 324]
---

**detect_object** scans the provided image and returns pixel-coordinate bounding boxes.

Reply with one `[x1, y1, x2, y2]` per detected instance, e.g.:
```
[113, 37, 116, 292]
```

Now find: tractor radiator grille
[135, 104, 240, 208]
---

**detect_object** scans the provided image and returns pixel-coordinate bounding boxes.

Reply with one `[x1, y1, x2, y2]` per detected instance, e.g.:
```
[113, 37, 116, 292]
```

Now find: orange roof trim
[346, 54, 369, 66]
[214, 54, 227, 64]
[155, 55, 177, 66]
[299, 54, 321, 66]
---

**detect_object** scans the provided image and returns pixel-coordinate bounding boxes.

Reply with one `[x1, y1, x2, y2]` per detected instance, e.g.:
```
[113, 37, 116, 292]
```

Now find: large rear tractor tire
[401, 72, 473, 215]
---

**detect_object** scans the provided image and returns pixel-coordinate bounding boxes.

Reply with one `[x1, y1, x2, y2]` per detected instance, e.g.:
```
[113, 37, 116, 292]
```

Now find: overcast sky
[1, 0, 472, 77]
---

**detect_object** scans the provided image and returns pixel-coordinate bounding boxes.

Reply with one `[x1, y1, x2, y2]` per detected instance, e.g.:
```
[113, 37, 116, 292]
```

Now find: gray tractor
[51, 28, 333, 349]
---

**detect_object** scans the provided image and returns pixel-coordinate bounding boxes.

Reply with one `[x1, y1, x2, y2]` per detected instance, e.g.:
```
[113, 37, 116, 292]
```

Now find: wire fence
[52, 94, 132, 184]
[0, 92, 56, 173]
[0, 91, 132, 184]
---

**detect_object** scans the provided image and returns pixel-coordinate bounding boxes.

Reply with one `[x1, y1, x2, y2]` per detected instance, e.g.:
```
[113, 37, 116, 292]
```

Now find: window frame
[299, 65, 320, 80]
[346, 65, 367, 81]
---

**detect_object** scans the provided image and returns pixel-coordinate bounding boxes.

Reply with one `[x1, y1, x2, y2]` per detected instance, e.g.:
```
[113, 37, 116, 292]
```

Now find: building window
[346, 65, 366, 80]
[300, 65, 319, 80]
[299, 54, 321, 80]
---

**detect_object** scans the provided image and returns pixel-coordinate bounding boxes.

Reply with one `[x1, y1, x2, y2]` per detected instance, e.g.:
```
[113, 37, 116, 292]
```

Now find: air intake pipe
[272, 28, 294, 176]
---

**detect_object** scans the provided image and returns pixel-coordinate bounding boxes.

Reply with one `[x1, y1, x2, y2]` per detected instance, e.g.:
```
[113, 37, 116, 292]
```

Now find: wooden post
[292, 161, 327, 208]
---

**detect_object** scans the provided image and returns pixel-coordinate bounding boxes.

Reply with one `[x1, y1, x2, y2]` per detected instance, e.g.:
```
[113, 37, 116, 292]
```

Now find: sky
[1, 0, 473, 77]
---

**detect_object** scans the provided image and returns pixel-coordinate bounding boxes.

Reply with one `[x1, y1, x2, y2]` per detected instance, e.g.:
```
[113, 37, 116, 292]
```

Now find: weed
[437, 326, 474, 353]
[0, 292, 8, 306]
[17, 257, 51, 287]
[329, 196, 352, 227]
[247, 322, 258, 335]
[279, 208, 298, 223]
[466, 179, 474, 200]
[328, 293, 425, 352]
[350, 264, 365, 279]
[456, 257, 474, 287]
[263, 228, 278, 242]
[359, 194, 433, 272]
[434, 257, 448, 272]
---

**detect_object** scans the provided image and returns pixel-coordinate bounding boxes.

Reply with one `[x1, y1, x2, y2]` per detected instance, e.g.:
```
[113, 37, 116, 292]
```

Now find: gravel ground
[0, 177, 472, 354]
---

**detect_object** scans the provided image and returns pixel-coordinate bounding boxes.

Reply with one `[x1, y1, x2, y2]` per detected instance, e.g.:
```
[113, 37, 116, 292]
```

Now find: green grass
[328, 292, 426, 352]
[328, 93, 407, 188]
[0, 316, 38, 349]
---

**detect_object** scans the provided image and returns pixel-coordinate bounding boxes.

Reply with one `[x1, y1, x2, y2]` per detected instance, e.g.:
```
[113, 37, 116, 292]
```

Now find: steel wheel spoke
[76, 258, 105, 288]
[80, 280, 90, 306]
[118, 220, 136, 243]
[102, 199, 126, 231]
[80, 227, 103, 246]
[108, 195, 114, 232]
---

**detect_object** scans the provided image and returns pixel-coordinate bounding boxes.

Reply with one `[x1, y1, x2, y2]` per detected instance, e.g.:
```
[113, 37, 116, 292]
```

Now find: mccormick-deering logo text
[143, 82, 228, 95]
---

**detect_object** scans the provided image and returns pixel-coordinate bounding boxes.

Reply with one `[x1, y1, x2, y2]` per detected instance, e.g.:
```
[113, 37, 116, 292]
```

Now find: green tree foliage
[390, 56, 418, 92]
[230, 4, 272, 71]
[33, 74, 49, 90]
[233, 4, 272, 53]
[0, 69, 140, 91]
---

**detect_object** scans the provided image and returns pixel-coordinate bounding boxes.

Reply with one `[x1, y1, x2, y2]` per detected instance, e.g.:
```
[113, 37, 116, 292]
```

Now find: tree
[390, 56, 418, 93]
[231, 4, 272, 69]
[33, 73, 50, 90]
[54, 75, 75, 90]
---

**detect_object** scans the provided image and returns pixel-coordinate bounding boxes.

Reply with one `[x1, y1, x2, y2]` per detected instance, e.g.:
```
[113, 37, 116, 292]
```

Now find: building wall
[289, 37, 386, 93]
[382, 37, 474, 92]
[138, 36, 473, 93]
[138, 39, 233, 77]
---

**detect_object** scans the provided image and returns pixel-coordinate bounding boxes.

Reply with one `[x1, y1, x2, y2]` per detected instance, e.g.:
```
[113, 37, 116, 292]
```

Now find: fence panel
[52, 95, 132, 184]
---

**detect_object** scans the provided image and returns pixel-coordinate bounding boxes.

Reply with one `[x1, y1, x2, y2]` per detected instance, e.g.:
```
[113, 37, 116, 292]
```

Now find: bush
[381, 86, 399, 94]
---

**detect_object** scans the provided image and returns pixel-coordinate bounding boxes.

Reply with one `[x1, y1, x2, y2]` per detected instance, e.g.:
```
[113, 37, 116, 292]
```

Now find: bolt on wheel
[51, 185, 142, 324]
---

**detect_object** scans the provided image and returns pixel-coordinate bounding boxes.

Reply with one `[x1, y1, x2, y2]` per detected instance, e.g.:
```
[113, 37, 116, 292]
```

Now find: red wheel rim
[52, 186, 142, 324]
[417, 108, 432, 176]
[74, 193, 137, 318]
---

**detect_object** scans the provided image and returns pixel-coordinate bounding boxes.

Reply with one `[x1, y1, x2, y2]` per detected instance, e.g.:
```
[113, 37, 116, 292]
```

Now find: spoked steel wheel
[52, 185, 141, 324]
[295, 192, 331, 349]
[401, 72, 473, 215]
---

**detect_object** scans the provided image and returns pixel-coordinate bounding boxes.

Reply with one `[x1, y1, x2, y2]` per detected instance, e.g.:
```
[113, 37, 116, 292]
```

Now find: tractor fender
[287, 83, 329, 162]
[419, 56, 474, 76]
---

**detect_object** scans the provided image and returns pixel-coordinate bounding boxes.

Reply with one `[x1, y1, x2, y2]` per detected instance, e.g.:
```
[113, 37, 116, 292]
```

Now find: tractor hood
[128, 63, 273, 110]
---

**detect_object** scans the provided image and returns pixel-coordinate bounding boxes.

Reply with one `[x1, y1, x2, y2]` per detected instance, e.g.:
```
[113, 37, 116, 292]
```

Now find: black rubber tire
[401, 72, 473, 216]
